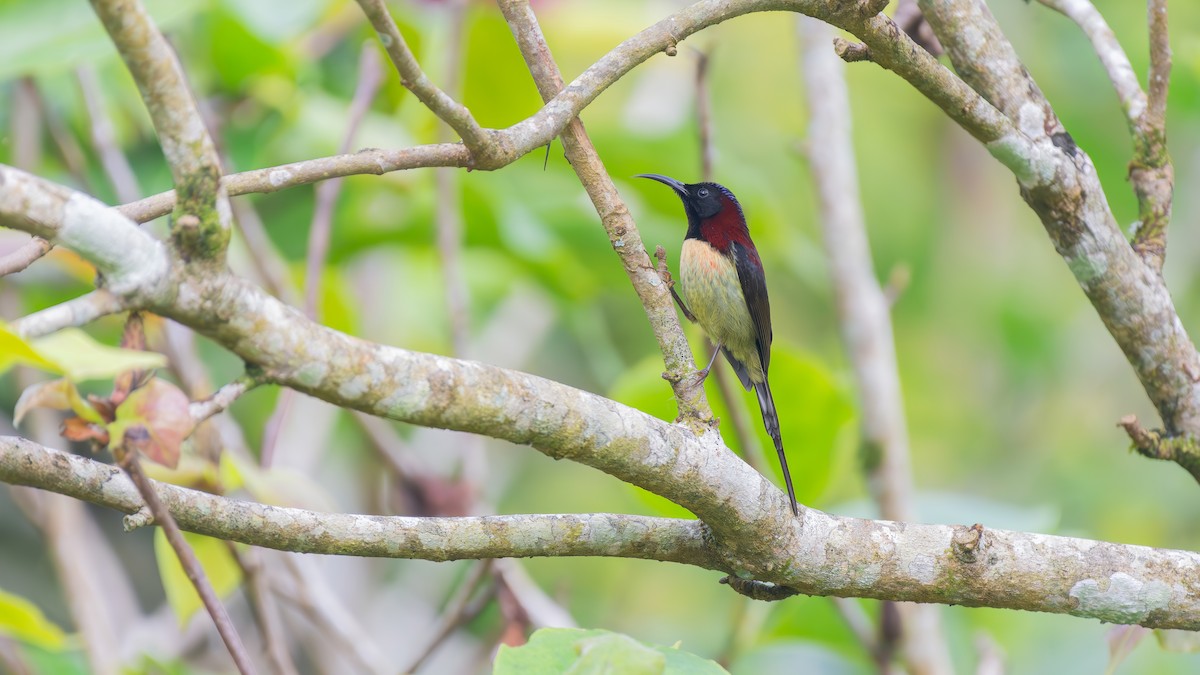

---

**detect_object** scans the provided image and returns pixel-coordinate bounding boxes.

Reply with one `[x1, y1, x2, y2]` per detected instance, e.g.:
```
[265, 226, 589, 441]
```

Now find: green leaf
[494, 628, 727, 675]
[31, 329, 167, 381]
[0, 587, 69, 651]
[154, 530, 242, 626]
[0, 322, 60, 375]
[609, 343, 852, 515]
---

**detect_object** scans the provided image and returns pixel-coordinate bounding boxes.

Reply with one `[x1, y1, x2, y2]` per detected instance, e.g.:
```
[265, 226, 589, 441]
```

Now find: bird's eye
[697, 188, 709, 198]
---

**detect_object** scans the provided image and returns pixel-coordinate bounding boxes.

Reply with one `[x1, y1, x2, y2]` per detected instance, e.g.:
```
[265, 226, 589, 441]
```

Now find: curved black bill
[636, 173, 689, 198]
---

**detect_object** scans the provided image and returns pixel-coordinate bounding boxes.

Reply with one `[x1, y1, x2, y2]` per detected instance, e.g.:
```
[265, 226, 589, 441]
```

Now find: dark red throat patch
[700, 194, 752, 254]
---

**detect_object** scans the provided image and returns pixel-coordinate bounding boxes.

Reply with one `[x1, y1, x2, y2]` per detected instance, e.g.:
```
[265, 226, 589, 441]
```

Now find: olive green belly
[680, 239, 763, 380]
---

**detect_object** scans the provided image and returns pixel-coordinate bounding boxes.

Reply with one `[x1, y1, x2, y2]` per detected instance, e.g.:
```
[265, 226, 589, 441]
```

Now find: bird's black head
[637, 173, 726, 219]
[637, 173, 748, 245]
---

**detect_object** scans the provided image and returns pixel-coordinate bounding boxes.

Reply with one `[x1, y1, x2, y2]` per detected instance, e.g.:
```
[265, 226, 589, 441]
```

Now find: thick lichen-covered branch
[0, 437, 715, 566]
[7, 437, 1200, 630]
[915, 0, 1198, 451]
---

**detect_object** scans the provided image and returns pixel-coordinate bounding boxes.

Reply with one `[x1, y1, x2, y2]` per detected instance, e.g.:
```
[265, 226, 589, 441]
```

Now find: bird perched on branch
[638, 174, 798, 516]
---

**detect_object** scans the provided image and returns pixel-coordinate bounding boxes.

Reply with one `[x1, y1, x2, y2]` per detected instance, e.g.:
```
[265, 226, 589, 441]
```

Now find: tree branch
[88, 0, 231, 260]
[354, 0, 493, 159]
[10, 290, 127, 339]
[915, 0, 1198, 453]
[0, 237, 52, 278]
[1, 438, 715, 567]
[1035, 0, 1174, 273]
[8, 437, 1200, 630]
[0, 165, 169, 300]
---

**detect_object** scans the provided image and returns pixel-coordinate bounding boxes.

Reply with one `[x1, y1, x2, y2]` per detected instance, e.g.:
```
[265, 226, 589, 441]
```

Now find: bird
[637, 173, 798, 516]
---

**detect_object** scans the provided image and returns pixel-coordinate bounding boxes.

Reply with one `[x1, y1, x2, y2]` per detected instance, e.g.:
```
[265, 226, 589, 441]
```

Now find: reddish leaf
[109, 379, 193, 469]
[86, 394, 116, 423]
[62, 417, 108, 444]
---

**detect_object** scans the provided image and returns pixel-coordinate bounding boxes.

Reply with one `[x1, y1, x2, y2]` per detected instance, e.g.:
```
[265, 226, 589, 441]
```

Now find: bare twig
[303, 43, 383, 318]
[1035, 0, 1174, 271]
[354, 0, 491, 156]
[11, 290, 127, 339]
[115, 450, 258, 675]
[77, 65, 143, 204]
[436, 0, 473, 360]
[801, 17, 951, 675]
[230, 546, 299, 675]
[405, 560, 496, 672]
[1131, 0, 1172, 270]
[190, 375, 261, 425]
[498, 0, 714, 429]
[1035, 0, 1145, 123]
[12, 78, 43, 172]
[117, 144, 470, 224]
[0, 238, 53, 278]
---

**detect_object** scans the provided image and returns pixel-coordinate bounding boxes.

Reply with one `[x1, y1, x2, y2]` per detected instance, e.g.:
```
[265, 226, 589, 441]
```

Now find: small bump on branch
[833, 38, 872, 64]
[859, 0, 891, 18]
[719, 575, 800, 602]
[1119, 415, 1200, 484]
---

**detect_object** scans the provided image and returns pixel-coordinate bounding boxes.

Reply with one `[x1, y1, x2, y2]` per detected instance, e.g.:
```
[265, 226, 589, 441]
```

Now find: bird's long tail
[756, 379, 798, 516]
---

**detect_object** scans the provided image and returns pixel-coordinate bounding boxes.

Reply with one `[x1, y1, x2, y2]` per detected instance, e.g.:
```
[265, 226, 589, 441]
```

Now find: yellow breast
[680, 239, 763, 381]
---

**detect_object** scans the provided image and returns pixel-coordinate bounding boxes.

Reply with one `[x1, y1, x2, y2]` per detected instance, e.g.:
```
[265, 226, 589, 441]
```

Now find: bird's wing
[731, 241, 773, 375]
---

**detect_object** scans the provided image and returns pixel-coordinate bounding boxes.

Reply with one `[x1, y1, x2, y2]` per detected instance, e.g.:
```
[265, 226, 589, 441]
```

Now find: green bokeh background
[2, 0, 1200, 672]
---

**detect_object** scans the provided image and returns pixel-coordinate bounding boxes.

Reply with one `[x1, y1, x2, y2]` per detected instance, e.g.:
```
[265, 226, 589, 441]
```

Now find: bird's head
[637, 173, 750, 252]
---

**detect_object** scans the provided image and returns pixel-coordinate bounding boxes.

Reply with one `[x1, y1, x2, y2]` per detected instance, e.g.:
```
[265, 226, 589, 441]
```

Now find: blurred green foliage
[1, 0, 1200, 673]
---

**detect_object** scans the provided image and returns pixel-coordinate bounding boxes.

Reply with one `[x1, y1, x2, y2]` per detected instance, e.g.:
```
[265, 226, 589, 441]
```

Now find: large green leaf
[29, 328, 167, 381]
[0, 587, 69, 651]
[0, 322, 60, 374]
[154, 530, 243, 625]
[494, 628, 727, 675]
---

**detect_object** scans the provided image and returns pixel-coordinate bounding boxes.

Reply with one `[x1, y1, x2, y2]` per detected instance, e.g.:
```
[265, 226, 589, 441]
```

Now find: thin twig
[230, 545, 300, 675]
[405, 560, 496, 672]
[77, 65, 143, 204]
[1131, 0, 1172, 271]
[497, 0, 714, 429]
[190, 375, 261, 425]
[303, 43, 383, 318]
[801, 16, 951, 675]
[354, 0, 491, 155]
[115, 450, 258, 675]
[11, 290, 127, 339]
[1035, 0, 1145, 123]
[436, 0, 473, 360]
[12, 78, 43, 173]
[0, 238, 53, 278]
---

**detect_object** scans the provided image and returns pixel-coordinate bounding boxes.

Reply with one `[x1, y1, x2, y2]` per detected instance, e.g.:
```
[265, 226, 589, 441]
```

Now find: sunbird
[638, 174, 798, 516]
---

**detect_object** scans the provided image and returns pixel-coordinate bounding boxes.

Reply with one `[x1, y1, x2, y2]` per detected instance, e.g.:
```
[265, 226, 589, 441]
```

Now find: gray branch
[6, 437, 1200, 631]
